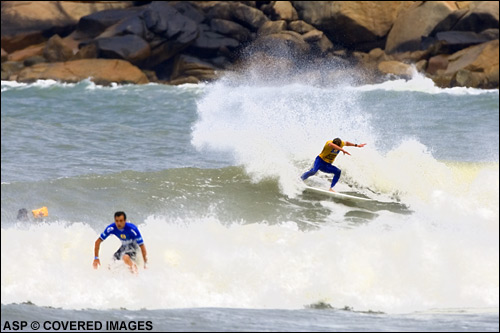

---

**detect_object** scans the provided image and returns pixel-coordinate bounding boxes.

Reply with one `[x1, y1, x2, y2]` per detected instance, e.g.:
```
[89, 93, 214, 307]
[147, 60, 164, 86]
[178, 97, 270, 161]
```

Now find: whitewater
[1, 72, 498, 331]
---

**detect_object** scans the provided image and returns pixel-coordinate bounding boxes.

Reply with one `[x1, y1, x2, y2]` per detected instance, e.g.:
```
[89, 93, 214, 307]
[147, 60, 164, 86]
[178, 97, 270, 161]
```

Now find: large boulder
[141, 2, 199, 66]
[7, 43, 45, 62]
[187, 24, 239, 58]
[95, 15, 149, 40]
[1, 1, 134, 47]
[422, 30, 492, 55]
[1, 32, 46, 54]
[258, 21, 287, 36]
[292, 1, 403, 50]
[302, 30, 334, 55]
[1, 49, 8, 63]
[210, 19, 252, 42]
[377, 60, 413, 77]
[385, 1, 459, 54]
[16, 58, 148, 85]
[270, 1, 299, 22]
[171, 54, 216, 79]
[206, 2, 269, 32]
[432, 39, 499, 88]
[172, 2, 206, 24]
[250, 31, 310, 59]
[452, 1, 499, 32]
[288, 20, 315, 34]
[43, 35, 75, 62]
[75, 7, 144, 39]
[94, 35, 151, 65]
[1, 61, 25, 80]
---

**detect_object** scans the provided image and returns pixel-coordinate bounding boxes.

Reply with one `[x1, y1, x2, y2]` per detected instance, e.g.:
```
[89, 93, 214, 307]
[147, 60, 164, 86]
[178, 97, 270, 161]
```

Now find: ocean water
[1, 72, 498, 331]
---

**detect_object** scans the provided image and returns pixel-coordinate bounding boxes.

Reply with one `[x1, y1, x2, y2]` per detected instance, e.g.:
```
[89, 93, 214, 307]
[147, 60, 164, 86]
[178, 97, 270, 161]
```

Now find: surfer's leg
[301, 156, 322, 180]
[123, 254, 138, 274]
[321, 164, 341, 189]
[329, 166, 341, 189]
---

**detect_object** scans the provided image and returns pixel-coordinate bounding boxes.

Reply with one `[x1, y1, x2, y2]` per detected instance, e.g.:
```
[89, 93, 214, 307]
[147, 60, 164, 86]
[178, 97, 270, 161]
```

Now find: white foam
[356, 70, 498, 95]
[192, 81, 376, 196]
[1, 211, 497, 313]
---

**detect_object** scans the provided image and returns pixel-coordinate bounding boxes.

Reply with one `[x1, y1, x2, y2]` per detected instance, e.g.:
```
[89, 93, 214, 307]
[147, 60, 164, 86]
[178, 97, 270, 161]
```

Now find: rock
[142, 2, 199, 66]
[96, 15, 148, 40]
[453, 68, 484, 87]
[271, 1, 298, 21]
[206, 2, 268, 31]
[480, 28, 499, 40]
[172, 2, 206, 24]
[142, 69, 159, 83]
[232, 3, 270, 31]
[1, 31, 46, 53]
[1, 61, 25, 79]
[168, 75, 200, 85]
[302, 30, 323, 43]
[314, 34, 334, 55]
[446, 40, 498, 74]
[250, 31, 310, 59]
[423, 30, 492, 55]
[182, 68, 218, 81]
[2, 1, 134, 38]
[258, 21, 287, 36]
[386, 1, 459, 53]
[43, 35, 75, 62]
[188, 24, 239, 58]
[73, 44, 98, 60]
[95, 35, 151, 65]
[7, 43, 45, 62]
[23, 56, 46, 67]
[76, 7, 143, 39]
[17, 59, 149, 85]
[426, 54, 450, 75]
[206, 2, 234, 21]
[301, 29, 334, 55]
[1, 49, 8, 63]
[210, 19, 252, 42]
[288, 20, 315, 34]
[368, 48, 390, 63]
[453, 1, 499, 32]
[415, 59, 427, 72]
[171, 54, 216, 80]
[293, 1, 403, 50]
[377, 60, 413, 77]
[432, 39, 499, 88]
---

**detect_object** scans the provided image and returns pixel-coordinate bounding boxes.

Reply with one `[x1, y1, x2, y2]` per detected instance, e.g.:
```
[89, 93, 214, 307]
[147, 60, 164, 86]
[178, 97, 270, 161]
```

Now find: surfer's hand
[144, 262, 148, 269]
[93, 259, 100, 269]
[357, 143, 367, 148]
[343, 150, 351, 156]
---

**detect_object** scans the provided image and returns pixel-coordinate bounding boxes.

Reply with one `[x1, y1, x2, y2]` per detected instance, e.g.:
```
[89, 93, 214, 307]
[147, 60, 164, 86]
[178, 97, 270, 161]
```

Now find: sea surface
[1, 71, 498, 331]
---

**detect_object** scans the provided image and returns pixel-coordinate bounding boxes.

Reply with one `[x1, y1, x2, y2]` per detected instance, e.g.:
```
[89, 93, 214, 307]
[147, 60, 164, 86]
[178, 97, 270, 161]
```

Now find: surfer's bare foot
[329, 188, 335, 192]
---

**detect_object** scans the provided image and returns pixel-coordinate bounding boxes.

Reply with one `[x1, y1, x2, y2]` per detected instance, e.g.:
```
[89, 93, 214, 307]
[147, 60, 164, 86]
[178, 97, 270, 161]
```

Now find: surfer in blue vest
[93, 211, 148, 274]
[301, 138, 366, 192]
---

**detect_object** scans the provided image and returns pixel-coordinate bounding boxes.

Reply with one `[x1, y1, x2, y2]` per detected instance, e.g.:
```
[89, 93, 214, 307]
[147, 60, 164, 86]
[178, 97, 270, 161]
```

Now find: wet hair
[114, 211, 127, 221]
[17, 208, 28, 221]
[332, 138, 342, 146]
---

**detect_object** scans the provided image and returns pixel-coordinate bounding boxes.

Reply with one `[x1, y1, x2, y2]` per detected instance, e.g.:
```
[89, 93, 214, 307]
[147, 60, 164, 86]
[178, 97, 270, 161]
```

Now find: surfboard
[304, 186, 374, 202]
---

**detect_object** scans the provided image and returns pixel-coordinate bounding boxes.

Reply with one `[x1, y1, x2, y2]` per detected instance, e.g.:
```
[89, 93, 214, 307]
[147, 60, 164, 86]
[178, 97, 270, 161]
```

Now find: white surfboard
[304, 186, 374, 202]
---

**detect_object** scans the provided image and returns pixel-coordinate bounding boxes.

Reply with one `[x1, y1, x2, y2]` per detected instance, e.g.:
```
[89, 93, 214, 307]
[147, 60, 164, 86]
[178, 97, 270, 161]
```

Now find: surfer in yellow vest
[301, 138, 366, 192]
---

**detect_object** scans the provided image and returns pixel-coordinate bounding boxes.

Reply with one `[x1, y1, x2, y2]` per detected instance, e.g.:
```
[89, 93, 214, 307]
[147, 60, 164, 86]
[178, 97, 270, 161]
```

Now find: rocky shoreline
[1, 1, 498, 88]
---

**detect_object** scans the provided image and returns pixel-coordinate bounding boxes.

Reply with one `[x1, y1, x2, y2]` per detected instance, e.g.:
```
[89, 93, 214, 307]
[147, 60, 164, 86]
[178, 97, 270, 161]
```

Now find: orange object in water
[32, 206, 48, 218]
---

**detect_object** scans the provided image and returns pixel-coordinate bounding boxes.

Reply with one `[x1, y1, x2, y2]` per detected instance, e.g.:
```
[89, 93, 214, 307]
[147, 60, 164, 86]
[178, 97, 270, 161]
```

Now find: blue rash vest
[100, 222, 144, 247]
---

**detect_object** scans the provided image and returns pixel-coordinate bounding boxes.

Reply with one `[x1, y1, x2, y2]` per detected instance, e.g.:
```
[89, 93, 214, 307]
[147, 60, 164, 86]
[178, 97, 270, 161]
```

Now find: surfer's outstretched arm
[140, 244, 148, 268]
[344, 141, 366, 148]
[93, 238, 102, 269]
